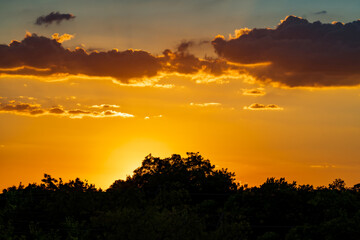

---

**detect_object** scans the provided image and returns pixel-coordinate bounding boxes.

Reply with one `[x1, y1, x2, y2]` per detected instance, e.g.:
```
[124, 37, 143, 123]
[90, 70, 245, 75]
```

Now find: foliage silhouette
[0, 153, 359, 239]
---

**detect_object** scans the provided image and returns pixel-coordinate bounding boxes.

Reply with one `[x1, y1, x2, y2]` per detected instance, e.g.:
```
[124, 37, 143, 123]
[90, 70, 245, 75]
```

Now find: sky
[0, 0, 360, 190]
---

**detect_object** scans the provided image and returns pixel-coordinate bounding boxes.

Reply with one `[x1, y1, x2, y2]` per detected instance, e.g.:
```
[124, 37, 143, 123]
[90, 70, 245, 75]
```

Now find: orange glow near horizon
[1, 73, 360, 190]
[1, 12, 360, 191]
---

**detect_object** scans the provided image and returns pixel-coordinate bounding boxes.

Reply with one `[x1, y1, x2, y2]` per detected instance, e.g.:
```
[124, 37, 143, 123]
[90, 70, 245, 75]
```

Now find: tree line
[1, 152, 359, 239]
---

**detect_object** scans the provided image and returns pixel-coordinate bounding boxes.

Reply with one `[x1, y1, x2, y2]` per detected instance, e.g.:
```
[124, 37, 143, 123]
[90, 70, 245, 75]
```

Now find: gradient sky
[1, 0, 360, 190]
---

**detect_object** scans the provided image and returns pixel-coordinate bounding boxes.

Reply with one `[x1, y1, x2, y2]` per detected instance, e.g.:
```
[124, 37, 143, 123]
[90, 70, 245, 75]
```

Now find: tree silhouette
[110, 152, 237, 196]
[0, 153, 359, 239]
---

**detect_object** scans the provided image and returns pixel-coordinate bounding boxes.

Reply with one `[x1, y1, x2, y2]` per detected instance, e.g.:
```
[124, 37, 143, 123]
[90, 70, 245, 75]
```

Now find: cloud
[52, 33, 74, 43]
[91, 104, 120, 109]
[242, 88, 266, 96]
[243, 103, 283, 110]
[0, 33, 161, 83]
[159, 48, 233, 76]
[0, 102, 41, 113]
[314, 10, 327, 15]
[176, 40, 210, 53]
[0, 34, 236, 85]
[144, 115, 163, 120]
[0, 100, 134, 119]
[49, 107, 66, 114]
[190, 102, 221, 107]
[177, 41, 194, 53]
[212, 16, 360, 87]
[310, 164, 336, 168]
[18, 96, 36, 100]
[35, 12, 75, 25]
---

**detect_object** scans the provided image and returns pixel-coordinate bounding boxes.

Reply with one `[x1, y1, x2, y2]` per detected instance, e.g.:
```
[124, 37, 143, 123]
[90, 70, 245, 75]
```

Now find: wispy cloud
[310, 164, 336, 168]
[314, 10, 327, 15]
[144, 115, 163, 120]
[243, 103, 283, 110]
[190, 102, 221, 107]
[0, 100, 134, 119]
[91, 104, 120, 109]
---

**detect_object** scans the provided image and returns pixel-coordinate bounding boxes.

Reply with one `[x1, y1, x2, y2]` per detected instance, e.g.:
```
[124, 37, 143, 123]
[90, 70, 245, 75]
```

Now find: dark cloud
[156, 40, 232, 77]
[160, 48, 232, 76]
[0, 34, 233, 84]
[177, 41, 194, 53]
[0, 34, 161, 82]
[176, 40, 210, 53]
[35, 12, 75, 25]
[314, 10, 327, 15]
[212, 16, 360, 87]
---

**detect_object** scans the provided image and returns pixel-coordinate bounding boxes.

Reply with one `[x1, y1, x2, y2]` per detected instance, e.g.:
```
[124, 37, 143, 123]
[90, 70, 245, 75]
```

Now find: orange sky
[1, 1, 360, 190]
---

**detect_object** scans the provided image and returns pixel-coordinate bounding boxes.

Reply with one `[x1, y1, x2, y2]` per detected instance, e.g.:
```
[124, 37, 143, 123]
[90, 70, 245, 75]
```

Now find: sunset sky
[1, 0, 360, 190]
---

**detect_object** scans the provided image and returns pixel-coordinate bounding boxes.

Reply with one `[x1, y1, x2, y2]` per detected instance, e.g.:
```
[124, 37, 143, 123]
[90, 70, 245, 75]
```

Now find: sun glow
[105, 139, 174, 182]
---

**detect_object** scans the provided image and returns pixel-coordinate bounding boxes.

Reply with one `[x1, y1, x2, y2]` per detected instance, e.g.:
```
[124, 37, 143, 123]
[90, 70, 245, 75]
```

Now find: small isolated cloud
[0, 100, 134, 119]
[310, 164, 336, 168]
[242, 88, 266, 96]
[144, 115, 163, 120]
[91, 104, 120, 109]
[190, 102, 221, 107]
[314, 10, 327, 15]
[35, 12, 75, 26]
[243, 103, 283, 110]
[52, 33, 74, 43]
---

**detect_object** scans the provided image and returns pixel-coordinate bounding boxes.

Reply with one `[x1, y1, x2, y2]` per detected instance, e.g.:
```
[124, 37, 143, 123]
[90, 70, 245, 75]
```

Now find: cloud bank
[4, 16, 360, 88]
[0, 34, 161, 82]
[0, 34, 235, 85]
[212, 16, 360, 87]
[35, 12, 75, 25]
